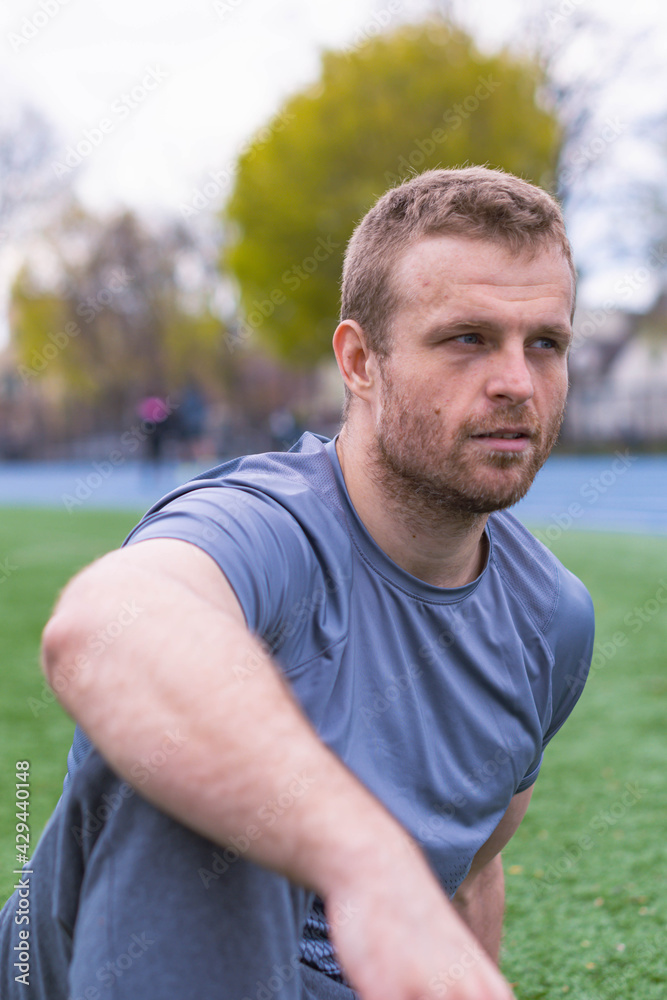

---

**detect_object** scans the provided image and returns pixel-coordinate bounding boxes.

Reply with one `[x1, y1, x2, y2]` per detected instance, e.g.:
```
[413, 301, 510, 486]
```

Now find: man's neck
[335, 428, 489, 590]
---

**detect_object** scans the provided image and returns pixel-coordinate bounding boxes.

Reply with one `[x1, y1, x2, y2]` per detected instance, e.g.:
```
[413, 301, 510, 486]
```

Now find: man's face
[372, 235, 574, 515]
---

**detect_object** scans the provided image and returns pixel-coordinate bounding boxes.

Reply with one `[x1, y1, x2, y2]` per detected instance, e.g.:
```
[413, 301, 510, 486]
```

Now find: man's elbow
[41, 572, 101, 709]
[40, 555, 119, 701]
[41, 609, 83, 707]
[41, 613, 62, 687]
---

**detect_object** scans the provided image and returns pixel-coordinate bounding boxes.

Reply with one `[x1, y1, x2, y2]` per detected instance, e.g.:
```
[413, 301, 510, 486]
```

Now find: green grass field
[0, 507, 665, 998]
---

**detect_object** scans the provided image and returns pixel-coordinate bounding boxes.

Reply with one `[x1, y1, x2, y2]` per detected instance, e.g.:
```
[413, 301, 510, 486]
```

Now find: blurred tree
[224, 16, 561, 366]
[521, 3, 667, 381]
[525, 3, 667, 274]
[11, 204, 227, 430]
[0, 99, 66, 242]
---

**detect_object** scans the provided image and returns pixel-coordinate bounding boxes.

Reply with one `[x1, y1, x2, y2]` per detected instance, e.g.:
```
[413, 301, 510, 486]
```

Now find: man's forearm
[42, 541, 516, 999]
[452, 854, 505, 963]
[41, 545, 409, 896]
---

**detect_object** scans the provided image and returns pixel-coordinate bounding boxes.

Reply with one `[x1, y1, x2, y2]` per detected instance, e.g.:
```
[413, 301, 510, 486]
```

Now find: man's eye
[454, 333, 481, 345]
[533, 337, 557, 350]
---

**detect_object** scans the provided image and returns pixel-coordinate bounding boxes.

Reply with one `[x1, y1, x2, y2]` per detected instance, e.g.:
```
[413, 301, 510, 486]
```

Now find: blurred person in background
[137, 393, 171, 465]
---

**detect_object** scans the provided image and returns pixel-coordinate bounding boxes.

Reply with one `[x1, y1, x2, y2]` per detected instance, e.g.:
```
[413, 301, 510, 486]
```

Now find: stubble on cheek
[373, 375, 566, 515]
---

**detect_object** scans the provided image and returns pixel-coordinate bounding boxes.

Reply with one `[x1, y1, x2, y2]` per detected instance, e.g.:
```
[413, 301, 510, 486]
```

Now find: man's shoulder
[190, 430, 332, 482]
[488, 509, 594, 637]
[123, 433, 354, 643]
[141, 431, 345, 527]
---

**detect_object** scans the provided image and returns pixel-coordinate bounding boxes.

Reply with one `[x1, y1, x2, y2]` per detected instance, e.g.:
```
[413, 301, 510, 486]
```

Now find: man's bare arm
[42, 537, 514, 1000]
[42, 537, 370, 892]
[452, 787, 534, 962]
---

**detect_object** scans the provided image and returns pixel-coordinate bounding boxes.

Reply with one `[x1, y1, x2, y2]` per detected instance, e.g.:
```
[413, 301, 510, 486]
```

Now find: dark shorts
[0, 748, 357, 999]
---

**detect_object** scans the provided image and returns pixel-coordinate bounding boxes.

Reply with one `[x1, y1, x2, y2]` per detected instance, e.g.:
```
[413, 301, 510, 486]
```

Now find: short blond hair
[341, 166, 574, 362]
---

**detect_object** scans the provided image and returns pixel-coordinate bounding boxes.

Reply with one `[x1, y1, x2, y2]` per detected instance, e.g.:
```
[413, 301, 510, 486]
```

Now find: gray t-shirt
[66, 431, 595, 980]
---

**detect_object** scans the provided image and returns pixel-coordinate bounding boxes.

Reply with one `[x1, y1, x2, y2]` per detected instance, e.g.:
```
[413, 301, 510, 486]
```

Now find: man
[0, 167, 594, 1000]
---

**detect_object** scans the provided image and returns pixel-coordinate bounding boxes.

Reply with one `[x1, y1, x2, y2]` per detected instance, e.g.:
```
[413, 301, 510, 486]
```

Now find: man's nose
[484, 345, 534, 407]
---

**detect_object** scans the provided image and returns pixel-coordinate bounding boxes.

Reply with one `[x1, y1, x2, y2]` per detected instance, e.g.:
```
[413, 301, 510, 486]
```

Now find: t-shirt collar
[324, 436, 490, 603]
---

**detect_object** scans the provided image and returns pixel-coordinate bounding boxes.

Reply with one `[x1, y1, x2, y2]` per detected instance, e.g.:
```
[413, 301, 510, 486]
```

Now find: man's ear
[333, 319, 380, 405]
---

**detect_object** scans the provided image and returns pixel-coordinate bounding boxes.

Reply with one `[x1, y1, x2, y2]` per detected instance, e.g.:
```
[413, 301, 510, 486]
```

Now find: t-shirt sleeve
[123, 484, 323, 642]
[516, 565, 595, 792]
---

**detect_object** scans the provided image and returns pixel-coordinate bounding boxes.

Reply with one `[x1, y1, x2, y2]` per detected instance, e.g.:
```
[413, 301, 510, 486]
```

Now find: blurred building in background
[565, 295, 667, 447]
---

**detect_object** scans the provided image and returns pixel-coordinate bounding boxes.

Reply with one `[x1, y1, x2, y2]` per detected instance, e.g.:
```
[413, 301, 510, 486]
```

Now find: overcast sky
[2, 0, 440, 214]
[0, 0, 565, 213]
[2, 0, 667, 313]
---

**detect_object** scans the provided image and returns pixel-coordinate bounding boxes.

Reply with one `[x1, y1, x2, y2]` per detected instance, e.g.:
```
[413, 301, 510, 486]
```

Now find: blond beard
[371, 370, 565, 523]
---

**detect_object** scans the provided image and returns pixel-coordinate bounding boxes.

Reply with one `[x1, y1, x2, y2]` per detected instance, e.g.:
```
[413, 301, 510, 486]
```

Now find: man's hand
[326, 835, 515, 1000]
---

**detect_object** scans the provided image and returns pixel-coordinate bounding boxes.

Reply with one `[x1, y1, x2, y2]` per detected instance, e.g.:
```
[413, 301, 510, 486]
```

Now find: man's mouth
[472, 428, 532, 440]
[470, 428, 534, 451]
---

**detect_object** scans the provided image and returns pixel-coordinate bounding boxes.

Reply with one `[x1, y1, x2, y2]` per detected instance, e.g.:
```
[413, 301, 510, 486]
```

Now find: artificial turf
[0, 507, 665, 998]
[501, 529, 667, 999]
[0, 507, 141, 900]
